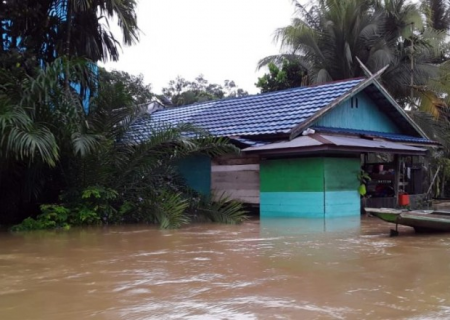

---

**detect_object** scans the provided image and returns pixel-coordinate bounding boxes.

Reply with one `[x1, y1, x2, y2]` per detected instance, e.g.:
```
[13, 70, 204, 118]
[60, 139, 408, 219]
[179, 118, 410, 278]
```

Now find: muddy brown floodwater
[1, 216, 450, 319]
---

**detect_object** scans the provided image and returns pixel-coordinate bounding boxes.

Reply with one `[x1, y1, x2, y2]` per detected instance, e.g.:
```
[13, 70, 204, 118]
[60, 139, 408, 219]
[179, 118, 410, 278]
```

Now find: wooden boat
[398, 212, 450, 232]
[365, 207, 450, 233]
[364, 208, 406, 223]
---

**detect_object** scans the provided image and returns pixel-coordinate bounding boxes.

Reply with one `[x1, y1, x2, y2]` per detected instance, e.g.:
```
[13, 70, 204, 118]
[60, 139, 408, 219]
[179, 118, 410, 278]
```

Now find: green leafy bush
[11, 186, 119, 231]
[71, 186, 119, 224]
[11, 205, 71, 231]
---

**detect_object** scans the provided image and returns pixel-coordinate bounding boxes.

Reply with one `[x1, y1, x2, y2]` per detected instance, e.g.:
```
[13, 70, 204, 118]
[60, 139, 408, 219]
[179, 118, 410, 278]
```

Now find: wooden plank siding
[211, 155, 260, 204]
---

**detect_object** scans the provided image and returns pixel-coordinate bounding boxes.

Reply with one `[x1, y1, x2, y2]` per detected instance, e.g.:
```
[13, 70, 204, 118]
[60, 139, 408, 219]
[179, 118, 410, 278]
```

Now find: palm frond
[409, 110, 450, 150]
[6, 124, 59, 166]
[71, 132, 103, 157]
[151, 191, 190, 229]
[197, 193, 248, 224]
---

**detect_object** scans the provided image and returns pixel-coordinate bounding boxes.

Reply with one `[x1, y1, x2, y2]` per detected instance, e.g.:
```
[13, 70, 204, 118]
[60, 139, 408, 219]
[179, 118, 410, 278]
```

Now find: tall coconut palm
[259, 0, 387, 83]
[59, 0, 139, 61]
[259, 0, 442, 106]
[1, 0, 139, 62]
[421, 0, 450, 32]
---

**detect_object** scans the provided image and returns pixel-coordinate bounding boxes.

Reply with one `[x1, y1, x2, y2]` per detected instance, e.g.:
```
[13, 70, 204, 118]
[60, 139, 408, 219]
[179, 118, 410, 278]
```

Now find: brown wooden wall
[211, 155, 260, 204]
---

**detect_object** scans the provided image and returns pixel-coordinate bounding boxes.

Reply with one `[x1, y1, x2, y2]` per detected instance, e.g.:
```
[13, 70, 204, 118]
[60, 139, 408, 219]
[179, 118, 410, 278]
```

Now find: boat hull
[365, 207, 450, 233]
[398, 213, 450, 232]
[364, 208, 402, 223]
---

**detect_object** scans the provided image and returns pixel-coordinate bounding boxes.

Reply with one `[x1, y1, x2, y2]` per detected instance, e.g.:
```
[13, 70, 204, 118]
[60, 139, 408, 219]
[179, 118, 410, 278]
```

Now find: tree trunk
[64, 0, 72, 90]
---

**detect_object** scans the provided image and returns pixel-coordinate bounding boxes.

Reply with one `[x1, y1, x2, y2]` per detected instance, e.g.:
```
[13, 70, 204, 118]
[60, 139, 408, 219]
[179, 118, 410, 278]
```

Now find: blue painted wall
[260, 192, 325, 218]
[314, 92, 400, 133]
[177, 155, 211, 196]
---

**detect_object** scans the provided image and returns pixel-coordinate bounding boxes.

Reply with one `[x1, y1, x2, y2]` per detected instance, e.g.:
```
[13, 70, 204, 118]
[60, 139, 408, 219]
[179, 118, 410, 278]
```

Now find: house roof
[124, 76, 431, 145]
[243, 133, 427, 156]
[125, 78, 365, 143]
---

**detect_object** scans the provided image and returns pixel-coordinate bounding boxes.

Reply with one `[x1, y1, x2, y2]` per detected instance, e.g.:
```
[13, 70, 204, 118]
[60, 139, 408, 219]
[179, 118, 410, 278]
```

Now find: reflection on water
[260, 217, 361, 235]
[1, 217, 450, 319]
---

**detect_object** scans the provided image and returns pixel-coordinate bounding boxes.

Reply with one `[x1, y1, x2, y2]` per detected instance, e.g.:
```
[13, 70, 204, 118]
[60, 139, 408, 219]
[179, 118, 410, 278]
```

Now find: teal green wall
[177, 155, 211, 196]
[314, 92, 400, 133]
[260, 158, 324, 192]
[324, 158, 360, 216]
[260, 157, 360, 218]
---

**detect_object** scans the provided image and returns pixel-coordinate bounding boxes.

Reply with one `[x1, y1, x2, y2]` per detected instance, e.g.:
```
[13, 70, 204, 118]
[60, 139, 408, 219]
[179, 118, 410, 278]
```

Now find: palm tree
[0, 56, 247, 227]
[421, 0, 450, 32]
[0, 57, 100, 165]
[259, 1, 386, 81]
[59, 0, 139, 62]
[1, 0, 139, 62]
[259, 0, 442, 106]
[0, 56, 101, 223]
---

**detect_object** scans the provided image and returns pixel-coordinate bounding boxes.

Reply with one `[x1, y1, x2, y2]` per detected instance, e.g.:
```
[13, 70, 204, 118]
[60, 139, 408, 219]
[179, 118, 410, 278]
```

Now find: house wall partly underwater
[211, 155, 260, 204]
[260, 157, 360, 218]
[172, 90, 403, 214]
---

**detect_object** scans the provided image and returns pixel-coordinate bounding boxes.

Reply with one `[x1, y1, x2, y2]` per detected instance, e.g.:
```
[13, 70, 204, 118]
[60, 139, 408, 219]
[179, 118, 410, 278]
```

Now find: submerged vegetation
[0, 55, 248, 230]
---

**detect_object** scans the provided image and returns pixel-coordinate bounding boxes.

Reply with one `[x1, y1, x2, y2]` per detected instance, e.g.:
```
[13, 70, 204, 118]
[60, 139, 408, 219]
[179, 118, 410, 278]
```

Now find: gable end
[313, 92, 400, 134]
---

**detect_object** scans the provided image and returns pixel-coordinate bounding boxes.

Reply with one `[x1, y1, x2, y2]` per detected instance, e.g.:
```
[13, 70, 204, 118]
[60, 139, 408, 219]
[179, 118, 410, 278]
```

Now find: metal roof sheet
[311, 126, 437, 145]
[243, 136, 322, 151]
[244, 133, 427, 155]
[124, 79, 364, 142]
[321, 135, 426, 151]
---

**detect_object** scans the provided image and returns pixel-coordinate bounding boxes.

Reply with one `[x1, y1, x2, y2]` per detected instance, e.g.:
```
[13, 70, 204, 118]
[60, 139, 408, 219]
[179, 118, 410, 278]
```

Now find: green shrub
[11, 205, 71, 231]
[70, 186, 119, 224]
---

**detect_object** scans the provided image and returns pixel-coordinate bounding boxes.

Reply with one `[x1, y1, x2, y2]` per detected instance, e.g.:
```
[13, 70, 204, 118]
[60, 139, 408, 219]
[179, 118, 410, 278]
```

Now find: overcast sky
[102, 0, 296, 94]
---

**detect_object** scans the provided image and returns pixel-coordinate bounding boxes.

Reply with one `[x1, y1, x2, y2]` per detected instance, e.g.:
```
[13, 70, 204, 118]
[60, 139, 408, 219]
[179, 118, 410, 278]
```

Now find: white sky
[102, 0, 296, 94]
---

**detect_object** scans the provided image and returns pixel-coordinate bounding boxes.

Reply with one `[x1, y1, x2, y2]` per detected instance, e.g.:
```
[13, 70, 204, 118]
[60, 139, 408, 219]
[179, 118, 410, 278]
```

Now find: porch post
[394, 154, 400, 206]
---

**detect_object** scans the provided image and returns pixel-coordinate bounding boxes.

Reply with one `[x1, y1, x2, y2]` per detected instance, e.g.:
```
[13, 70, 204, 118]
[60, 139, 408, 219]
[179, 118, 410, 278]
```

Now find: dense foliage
[259, 0, 450, 105]
[0, 56, 248, 229]
[162, 75, 248, 107]
[98, 68, 153, 105]
[0, 0, 139, 62]
[256, 60, 308, 93]
[0, 1, 248, 229]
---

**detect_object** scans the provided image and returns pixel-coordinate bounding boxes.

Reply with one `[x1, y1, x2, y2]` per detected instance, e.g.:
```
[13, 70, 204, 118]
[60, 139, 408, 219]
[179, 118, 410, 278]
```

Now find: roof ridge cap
[153, 78, 365, 113]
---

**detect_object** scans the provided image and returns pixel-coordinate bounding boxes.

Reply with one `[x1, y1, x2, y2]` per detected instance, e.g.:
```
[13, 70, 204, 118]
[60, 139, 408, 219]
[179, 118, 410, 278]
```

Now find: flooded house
[126, 73, 438, 218]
